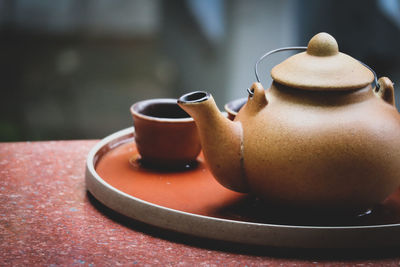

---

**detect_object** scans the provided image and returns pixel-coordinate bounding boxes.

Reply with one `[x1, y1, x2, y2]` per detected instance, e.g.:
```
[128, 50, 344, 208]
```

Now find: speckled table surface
[1, 141, 400, 266]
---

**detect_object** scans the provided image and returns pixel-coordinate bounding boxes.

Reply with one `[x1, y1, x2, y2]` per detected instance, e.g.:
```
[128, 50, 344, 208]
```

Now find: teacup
[224, 97, 247, 120]
[130, 98, 201, 168]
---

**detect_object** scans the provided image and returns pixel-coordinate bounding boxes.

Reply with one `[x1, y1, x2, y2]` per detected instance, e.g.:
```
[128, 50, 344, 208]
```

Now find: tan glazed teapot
[178, 32, 400, 213]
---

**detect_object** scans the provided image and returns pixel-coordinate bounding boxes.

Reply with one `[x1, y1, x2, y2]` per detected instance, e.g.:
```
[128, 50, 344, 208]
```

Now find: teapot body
[236, 82, 400, 211]
[178, 33, 400, 213]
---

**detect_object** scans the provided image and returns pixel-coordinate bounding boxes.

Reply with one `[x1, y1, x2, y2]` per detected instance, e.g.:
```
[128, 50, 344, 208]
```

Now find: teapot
[177, 32, 400, 212]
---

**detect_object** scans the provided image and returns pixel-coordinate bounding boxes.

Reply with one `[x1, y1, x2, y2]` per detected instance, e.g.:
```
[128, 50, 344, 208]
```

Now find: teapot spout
[178, 91, 249, 193]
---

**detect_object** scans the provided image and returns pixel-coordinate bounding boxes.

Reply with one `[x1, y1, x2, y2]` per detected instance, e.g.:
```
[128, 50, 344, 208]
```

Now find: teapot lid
[270, 32, 374, 90]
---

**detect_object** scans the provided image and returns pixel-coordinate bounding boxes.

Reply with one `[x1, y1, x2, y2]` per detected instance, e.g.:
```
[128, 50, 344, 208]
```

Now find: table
[1, 141, 399, 266]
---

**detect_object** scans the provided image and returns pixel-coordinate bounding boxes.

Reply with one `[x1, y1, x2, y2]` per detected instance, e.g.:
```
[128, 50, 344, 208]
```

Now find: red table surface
[1, 140, 400, 266]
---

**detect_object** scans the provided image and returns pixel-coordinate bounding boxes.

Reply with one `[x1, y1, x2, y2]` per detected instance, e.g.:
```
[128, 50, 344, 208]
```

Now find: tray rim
[85, 127, 400, 248]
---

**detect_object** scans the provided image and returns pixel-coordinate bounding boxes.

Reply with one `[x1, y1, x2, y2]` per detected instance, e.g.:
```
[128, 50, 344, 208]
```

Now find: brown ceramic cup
[224, 97, 247, 120]
[130, 98, 201, 168]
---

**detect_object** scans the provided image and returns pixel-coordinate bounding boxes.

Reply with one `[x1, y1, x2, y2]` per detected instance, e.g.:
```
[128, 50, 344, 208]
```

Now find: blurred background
[1, 0, 400, 141]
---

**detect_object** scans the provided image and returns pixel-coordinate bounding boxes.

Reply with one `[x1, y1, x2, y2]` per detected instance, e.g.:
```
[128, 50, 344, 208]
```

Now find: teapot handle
[247, 46, 306, 97]
[254, 46, 306, 86]
[375, 77, 395, 106]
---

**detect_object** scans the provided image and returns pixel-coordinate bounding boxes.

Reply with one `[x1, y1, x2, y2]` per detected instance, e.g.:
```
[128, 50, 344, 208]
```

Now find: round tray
[85, 127, 400, 249]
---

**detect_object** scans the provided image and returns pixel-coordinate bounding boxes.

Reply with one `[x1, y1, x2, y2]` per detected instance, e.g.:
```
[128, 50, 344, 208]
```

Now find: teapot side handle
[246, 82, 268, 114]
[375, 77, 395, 106]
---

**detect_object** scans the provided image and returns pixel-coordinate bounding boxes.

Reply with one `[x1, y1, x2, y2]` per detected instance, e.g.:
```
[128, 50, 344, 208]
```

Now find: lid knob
[307, 32, 338, 56]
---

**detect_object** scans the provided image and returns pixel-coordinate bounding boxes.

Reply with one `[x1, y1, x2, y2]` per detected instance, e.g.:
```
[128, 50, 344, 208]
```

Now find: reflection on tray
[213, 191, 400, 226]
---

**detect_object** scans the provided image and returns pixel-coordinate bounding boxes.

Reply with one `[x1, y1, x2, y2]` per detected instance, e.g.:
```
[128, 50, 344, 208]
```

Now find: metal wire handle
[248, 46, 379, 97]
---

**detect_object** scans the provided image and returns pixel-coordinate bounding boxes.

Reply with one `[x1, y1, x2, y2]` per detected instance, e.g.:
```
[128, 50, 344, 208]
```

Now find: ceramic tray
[85, 127, 400, 249]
